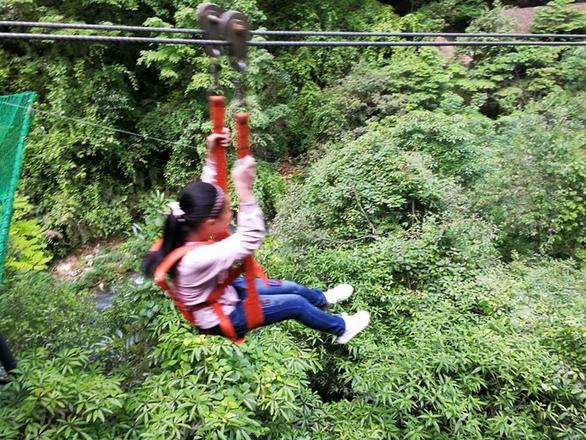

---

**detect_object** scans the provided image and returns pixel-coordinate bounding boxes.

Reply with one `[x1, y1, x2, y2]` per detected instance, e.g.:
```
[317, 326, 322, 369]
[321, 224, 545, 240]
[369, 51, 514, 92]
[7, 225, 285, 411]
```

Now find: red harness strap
[209, 97, 268, 330]
[153, 243, 204, 325]
[233, 111, 266, 330]
[152, 241, 264, 344]
[210, 96, 228, 189]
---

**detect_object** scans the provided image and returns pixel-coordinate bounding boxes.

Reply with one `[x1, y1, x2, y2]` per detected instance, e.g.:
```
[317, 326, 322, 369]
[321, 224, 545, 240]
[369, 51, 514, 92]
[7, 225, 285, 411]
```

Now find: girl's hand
[206, 128, 231, 158]
[232, 155, 257, 203]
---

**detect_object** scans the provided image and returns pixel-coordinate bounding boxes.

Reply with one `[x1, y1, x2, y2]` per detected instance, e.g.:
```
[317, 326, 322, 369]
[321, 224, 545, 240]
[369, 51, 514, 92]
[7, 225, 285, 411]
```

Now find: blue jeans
[203, 278, 346, 337]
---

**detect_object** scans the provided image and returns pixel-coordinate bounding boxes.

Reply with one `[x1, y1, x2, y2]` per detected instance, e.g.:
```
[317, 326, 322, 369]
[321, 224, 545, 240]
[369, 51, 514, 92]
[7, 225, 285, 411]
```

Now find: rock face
[502, 6, 541, 33]
[435, 37, 473, 66]
[502, 3, 586, 33]
[436, 4, 586, 63]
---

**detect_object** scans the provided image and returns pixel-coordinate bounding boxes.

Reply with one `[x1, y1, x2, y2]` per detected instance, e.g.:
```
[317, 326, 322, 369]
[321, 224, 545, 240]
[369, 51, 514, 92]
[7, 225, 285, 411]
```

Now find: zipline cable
[0, 100, 193, 149]
[1, 21, 585, 40]
[0, 32, 223, 45]
[251, 30, 586, 39]
[0, 20, 199, 35]
[1, 32, 585, 46]
[247, 40, 586, 47]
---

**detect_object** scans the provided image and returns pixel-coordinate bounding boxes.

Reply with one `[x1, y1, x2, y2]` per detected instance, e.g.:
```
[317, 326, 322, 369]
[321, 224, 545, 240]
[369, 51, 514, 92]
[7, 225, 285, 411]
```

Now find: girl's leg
[232, 277, 327, 308]
[229, 294, 345, 337]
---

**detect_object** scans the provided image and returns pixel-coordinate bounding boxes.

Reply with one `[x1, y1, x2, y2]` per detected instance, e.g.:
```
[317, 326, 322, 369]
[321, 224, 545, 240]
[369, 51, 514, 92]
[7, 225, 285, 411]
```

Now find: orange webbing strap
[153, 244, 206, 325]
[210, 96, 228, 191]
[149, 238, 163, 252]
[235, 111, 265, 329]
[152, 243, 247, 343]
[207, 265, 245, 343]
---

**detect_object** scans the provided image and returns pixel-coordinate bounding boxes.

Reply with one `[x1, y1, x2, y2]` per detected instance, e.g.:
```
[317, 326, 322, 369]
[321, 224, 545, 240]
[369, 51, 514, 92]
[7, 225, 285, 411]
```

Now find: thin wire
[0, 100, 193, 149]
[249, 40, 586, 47]
[1, 21, 585, 39]
[1, 32, 585, 46]
[253, 30, 586, 39]
[0, 32, 225, 45]
[0, 20, 199, 35]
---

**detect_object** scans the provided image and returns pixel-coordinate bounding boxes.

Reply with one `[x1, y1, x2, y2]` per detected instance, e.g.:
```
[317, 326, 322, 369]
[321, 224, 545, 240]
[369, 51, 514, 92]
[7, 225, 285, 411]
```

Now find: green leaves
[471, 91, 586, 258]
[532, 0, 586, 34]
[0, 348, 125, 440]
[1, 1, 586, 439]
[6, 195, 51, 272]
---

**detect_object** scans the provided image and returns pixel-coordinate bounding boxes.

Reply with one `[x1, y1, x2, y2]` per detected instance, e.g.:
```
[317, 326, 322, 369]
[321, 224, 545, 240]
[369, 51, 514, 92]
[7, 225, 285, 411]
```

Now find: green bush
[274, 126, 478, 246]
[383, 110, 493, 184]
[0, 348, 125, 440]
[256, 240, 586, 439]
[5, 195, 51, 273]
[459, 4, 586, 114]
[532, 0, 586, 34]
[472, 92, 586, 258]
[0, 272, 103, 354]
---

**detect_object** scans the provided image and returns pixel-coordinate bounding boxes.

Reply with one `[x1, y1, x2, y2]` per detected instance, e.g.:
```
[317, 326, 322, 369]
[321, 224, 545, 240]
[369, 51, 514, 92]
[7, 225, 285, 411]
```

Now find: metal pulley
[198, 3, 225, 94]
[220, 10, 250, 72]
[197, 3, 224, 58]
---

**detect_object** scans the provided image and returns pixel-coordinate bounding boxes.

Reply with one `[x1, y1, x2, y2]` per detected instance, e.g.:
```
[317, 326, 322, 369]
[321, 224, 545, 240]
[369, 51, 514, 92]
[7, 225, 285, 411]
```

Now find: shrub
[472, 92, 586, 258]
[274, 127, 474, 246]
[5, 195, 51, 273]
[0, 272, 103, 354]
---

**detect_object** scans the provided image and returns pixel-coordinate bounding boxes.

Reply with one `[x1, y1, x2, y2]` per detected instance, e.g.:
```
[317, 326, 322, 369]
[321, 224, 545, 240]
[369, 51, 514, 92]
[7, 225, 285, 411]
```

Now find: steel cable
[248, 40, 586, 47]
[1, 20, 585, 40]
[0, 32, 224, 45]
[1, 32, 585, 46]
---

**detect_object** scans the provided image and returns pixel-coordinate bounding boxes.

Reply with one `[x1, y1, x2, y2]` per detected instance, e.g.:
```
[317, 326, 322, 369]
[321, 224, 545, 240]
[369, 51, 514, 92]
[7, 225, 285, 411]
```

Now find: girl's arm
[180, 201, 265, 283]
[179, 156, 262, 283]
[200, 157, 217, 185]
[201, 129, 230, 185]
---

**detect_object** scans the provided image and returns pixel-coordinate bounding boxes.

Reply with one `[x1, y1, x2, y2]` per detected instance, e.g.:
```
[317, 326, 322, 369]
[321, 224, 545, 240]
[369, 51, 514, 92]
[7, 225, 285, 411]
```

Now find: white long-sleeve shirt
[173, 159, 265, 328]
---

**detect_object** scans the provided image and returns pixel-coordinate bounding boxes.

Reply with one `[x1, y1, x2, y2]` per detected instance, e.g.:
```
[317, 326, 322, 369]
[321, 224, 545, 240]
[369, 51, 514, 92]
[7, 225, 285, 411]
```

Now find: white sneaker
[324, 283, 354, 305]
[336, 311, 370, 344]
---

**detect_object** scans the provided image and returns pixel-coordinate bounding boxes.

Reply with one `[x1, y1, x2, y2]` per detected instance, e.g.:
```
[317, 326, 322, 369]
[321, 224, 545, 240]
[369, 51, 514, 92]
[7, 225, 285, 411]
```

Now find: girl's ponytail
[142, 180, 222, 277]
[141, 213, 184, 277]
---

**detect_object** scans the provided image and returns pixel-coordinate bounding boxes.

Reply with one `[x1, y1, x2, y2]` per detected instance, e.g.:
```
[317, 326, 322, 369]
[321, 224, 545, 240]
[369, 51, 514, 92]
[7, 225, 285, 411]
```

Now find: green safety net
[0, 92, 37, 283]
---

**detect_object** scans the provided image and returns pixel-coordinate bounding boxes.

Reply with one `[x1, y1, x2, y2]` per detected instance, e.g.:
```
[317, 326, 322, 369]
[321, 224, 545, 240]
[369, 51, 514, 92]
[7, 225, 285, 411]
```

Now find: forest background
[0, 0, 585, 439]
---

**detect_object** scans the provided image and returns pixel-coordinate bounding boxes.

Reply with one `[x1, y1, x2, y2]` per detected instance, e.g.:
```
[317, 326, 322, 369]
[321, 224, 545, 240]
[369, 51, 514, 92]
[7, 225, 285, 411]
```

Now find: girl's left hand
[206, 128, 231, 157]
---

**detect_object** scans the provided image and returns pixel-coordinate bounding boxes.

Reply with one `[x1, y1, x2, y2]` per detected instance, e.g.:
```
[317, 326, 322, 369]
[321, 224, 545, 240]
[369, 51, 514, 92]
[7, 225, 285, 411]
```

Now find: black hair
[142, 180, 222, 277]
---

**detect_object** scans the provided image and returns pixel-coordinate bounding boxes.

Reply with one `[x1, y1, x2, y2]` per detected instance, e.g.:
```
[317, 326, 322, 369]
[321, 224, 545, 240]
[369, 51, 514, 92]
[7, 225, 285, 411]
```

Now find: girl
[143, 131, 370, 343]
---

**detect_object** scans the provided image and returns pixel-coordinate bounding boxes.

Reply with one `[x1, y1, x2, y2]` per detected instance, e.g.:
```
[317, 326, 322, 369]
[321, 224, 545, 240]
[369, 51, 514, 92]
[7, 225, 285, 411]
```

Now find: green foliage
[464, 1, 515, 35]
[459, 4, 586, 114]
[253, 161, 287, 220]
[5, 56, 142, 250]
[258, 239, 586, 439]
[274, 116, 495, 247]
[412, 0, 490, 31]
[472, 92, 586, 258]
[0, 348, 125, 440]
[532, 0, 586, 34]
[298, 52, 455, 150]
[0, 272, 103, 354]
[1, 0, 585, 439]
[5, 195, 51, 272]
[382, 110, 493, 183]
[130, 189, 172, 244]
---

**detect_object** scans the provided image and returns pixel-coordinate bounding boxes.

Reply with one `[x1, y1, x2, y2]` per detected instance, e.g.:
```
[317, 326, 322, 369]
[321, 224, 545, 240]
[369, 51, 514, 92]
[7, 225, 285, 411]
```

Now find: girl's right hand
[206, 128, 231, 158]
